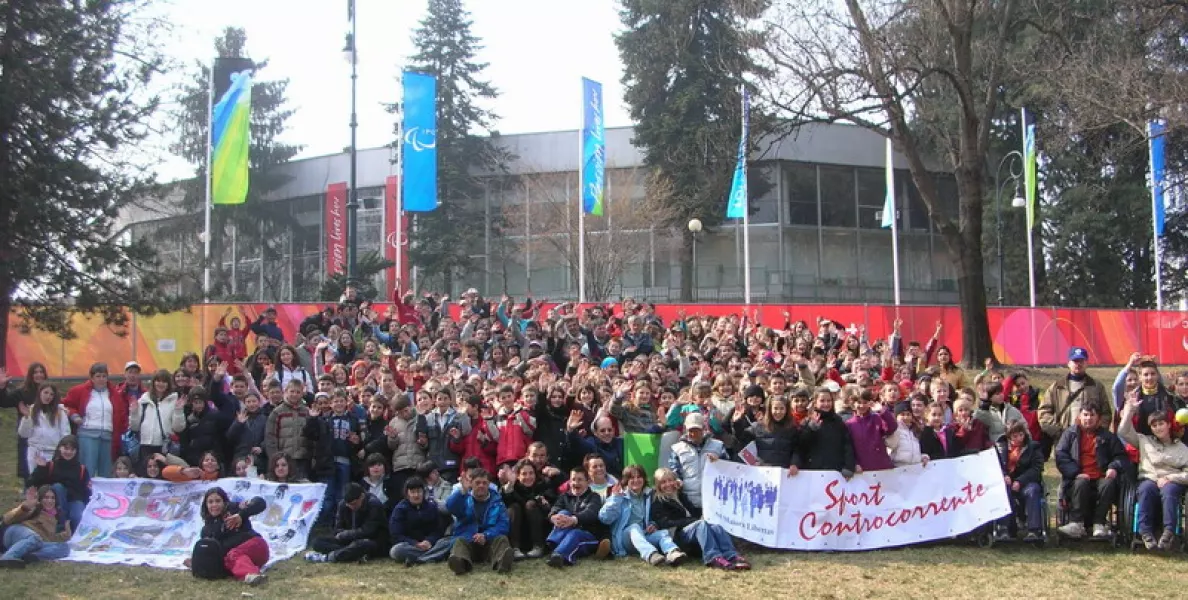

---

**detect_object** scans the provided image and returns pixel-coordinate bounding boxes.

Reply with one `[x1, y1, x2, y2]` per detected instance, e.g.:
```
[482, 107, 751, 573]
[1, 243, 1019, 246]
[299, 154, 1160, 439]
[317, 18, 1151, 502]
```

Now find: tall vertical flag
[883, 136, 901, 306]
[210, 58, 254, 205]
[1149, 119, 1168, 309]
[578, 77, 605, 303]
[401, 72, 438, 212]
[1021, 108, 1038, 308]
[726, 86, 751, 303]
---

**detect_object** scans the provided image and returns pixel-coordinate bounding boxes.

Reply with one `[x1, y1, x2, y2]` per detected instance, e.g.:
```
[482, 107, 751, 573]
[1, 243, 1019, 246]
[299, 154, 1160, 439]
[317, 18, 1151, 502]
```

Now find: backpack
[190, 538, 228, 579]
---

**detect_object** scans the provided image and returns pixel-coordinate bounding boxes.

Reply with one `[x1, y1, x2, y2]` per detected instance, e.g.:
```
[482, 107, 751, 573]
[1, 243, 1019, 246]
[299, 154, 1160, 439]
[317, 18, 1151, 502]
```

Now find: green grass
[1, 367, 1184, 599]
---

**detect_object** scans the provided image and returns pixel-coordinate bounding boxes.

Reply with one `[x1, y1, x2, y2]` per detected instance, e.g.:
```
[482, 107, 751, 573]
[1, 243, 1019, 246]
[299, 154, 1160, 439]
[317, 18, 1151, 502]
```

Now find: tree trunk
[954, 234, 995, 369]
[680, 233, 694, 302]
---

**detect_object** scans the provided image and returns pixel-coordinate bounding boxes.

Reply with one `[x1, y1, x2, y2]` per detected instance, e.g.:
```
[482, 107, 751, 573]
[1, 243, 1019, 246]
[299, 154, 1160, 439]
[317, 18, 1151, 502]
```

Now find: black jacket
[534, 398, 574, 472]
[334, 493, 389, 548]
[650, 491, 701, 536]
[995, 436, 1044, 487]
[920, 426, 946, 461]
[362, 417, 392, 462]
[797, 410, 856, 475]
[737, 420, 799, 468]
[302, 415, 338, 482]
[201, 497, 265, 549]
[550, 487, 605, 536]
[181, 405, 230, 466]
[1055, 425, 1130, 487]
[226, 411, 267, 461]
[28, 457, 91, 503]
[502, 480, 555, 509]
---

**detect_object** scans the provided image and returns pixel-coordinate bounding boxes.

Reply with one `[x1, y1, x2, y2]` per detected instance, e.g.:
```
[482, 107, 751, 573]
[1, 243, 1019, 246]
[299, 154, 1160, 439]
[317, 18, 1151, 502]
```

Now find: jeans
[625, 523, 677, 560]
[1005, 482, 1045, 532]
[448, 535, 512, 571]
[1136, 479, 1186, 536]
[1069, 476, 1118, 526]
[1, 525, 70, 561]
[78, 428, 113, 478]
[507, 501, 547, 551]
[320, 461, 352, 523]
[389, 538, 453, 563]
[546, 527, 599, 564]
[51, 484, 87, 531]
[678, 520, 738, 563]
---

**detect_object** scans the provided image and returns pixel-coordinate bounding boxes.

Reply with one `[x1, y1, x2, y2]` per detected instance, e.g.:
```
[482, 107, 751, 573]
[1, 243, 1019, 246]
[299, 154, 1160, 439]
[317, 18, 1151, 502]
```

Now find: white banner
[61, 478, 326, 569]
[702, 449, 1012, 551]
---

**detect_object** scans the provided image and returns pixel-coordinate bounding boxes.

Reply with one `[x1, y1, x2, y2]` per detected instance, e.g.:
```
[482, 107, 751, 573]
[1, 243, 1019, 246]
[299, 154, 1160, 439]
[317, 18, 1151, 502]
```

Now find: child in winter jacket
[17, 384, 71, 475]
[305, 484, 389, 563]
[544, 465, 607, 567]
[0, 486, 72, 566]
[388, 476, 451, 565]
[26, 436, 90, 531]
[265, 380, 312, 479]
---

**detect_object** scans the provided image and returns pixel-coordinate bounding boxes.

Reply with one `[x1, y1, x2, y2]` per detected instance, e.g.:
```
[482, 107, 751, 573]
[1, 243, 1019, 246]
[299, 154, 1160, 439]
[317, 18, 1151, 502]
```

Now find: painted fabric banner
[61, 478, 326, 570]
[702, 449, 1011, 551]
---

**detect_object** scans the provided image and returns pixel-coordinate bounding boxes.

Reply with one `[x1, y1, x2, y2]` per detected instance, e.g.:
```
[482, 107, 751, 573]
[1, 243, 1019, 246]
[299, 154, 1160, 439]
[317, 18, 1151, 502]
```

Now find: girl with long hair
[17, 384, 70, 475]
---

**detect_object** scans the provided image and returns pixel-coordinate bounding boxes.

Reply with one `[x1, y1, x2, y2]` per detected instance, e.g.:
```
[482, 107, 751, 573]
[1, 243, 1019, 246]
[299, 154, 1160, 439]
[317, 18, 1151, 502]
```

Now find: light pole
[994, 151, 1026, 305]
[687, 218, 702, 302]
[344, 0, 359, 284]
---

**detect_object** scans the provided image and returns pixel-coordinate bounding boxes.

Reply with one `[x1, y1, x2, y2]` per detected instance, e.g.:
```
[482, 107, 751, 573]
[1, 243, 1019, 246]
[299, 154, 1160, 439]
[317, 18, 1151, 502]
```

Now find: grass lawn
[0, 367, 1183, 599]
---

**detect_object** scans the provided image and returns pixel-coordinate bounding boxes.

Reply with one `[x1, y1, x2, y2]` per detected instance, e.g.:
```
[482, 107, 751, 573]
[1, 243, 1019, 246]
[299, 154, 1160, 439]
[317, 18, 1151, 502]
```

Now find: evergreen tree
[161, 27, 302, 300]
[395, 0, 507, 294]
[616, 0, 770, 301]
[0, 1, 184, 351]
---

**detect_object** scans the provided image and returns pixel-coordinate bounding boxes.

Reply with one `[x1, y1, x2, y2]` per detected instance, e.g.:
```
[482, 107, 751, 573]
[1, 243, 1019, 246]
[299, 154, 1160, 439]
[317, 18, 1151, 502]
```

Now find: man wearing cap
[1039, 346, 1111, 459]
[116, 361, 144, 411]
[668, 413, 729, 509]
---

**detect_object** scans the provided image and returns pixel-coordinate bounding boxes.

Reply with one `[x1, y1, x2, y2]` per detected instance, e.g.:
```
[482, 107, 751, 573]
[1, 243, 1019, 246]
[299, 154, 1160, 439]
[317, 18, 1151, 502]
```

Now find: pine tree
[0, 1, 185, 351]
[616, 0, 771, 301]
[160, 27, 302, 300]
[395, 0, 507, 294]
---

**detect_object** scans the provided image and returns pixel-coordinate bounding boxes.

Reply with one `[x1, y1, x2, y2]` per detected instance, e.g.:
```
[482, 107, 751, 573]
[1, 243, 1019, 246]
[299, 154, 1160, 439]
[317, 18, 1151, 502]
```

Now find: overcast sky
[151, 0, 632, 179]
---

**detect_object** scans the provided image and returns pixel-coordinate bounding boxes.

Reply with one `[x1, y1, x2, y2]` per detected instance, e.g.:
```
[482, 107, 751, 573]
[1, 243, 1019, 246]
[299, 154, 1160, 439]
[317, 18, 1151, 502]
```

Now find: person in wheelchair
[1055, 405, 1130, 539]
[1118, 391, 1188, 550]
[994, 421, 1045, 542]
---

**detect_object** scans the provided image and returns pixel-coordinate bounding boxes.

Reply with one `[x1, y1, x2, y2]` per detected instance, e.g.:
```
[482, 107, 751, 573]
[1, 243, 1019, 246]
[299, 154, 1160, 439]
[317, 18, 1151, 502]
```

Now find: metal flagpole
[578, 131, 586, 303]
[203, 59, 215, 302]
[395, 89, 404, 289]
[741, 88, 751, 305]
[887, 137, 901, 306]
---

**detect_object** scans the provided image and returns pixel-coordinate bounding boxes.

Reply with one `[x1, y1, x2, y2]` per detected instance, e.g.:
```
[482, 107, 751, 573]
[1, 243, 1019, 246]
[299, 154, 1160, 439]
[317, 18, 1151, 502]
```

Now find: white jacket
[885, 427, 924, 466]
[130, 392, 185, 447]
[17, 407, 71, 455]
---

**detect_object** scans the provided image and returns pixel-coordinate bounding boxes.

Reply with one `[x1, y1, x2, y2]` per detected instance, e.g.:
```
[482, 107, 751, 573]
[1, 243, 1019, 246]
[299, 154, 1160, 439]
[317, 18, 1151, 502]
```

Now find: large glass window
[856, 167, 895, 230]
[748, 164, 778, 224]
[819, 166, 856, 228]
[785, 163, 818, 226]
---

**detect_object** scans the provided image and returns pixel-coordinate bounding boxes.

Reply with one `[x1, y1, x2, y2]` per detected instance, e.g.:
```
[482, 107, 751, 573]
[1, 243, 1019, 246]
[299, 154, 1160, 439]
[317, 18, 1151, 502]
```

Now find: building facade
[124, 123, 992, 304]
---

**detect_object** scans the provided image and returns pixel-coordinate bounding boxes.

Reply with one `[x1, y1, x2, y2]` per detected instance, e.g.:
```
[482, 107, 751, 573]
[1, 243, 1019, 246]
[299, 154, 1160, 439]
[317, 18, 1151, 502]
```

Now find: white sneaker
[1057, 522, 1086, 538]
[526, 546, 545, 559]
[245, 573, 267, 586]
[1092, 523, 1111, 539]
[512, 548, 525, 560]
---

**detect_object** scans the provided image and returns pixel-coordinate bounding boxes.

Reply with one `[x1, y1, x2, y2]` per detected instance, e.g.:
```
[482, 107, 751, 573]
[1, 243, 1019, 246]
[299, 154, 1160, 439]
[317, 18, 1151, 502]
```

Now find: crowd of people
[1, 284, 1187, 583]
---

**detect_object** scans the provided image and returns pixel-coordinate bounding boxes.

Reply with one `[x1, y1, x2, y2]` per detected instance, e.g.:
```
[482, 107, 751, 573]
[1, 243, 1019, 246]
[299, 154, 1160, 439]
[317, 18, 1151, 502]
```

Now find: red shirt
[1079, 429, 1102, 479]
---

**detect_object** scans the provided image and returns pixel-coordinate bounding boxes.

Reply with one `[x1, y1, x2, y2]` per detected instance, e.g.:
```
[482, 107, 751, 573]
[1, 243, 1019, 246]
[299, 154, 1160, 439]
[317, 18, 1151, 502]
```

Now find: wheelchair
[1128, 481, 1188, 553]
[1052, 476, 1134, 549]
[987, 482, 1051, 547]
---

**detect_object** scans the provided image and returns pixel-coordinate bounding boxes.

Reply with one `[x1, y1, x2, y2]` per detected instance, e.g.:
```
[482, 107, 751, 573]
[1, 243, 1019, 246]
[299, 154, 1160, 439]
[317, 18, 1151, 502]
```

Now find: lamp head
[687, 218, 703, 233]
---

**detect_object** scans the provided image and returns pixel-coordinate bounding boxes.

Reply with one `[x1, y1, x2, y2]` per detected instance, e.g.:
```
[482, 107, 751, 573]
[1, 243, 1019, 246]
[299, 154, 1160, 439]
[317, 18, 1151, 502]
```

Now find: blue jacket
[598, 488, 656, 557]
[570, 431, 624, 477]
[250, 316, 284, 343]
[388, 497, 447, 546]
[445, 487, 510, 541]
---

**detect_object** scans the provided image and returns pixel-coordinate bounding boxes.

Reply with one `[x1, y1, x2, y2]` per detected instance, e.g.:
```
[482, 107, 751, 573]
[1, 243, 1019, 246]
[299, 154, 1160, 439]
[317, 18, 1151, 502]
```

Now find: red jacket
[205, 340, 238, 373]
[63, 381, 129, 460]
[449, 416, 499, 474]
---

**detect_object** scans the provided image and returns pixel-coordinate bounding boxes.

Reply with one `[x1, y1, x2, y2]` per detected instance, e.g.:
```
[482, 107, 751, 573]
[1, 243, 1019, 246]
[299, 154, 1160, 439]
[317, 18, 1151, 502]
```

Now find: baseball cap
[124, 361, 141, 372]
[1068, 347, 1089, 362]
[684, 412, 706, 430]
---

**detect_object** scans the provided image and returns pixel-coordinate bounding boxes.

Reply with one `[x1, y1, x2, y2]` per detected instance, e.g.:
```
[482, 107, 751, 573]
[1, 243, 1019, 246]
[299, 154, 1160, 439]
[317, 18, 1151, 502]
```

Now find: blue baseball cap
[1068, 347, 1089, 362]
[600, 357, 619, 369]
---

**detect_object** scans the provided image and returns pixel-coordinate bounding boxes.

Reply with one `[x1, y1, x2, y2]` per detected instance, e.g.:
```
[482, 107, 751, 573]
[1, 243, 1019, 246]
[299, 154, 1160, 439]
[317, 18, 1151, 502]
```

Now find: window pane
[748, 165, 778, 224]
[906, 175, 931, 232]
[819, 166, 856, 228]
[785, 163, 818, 226]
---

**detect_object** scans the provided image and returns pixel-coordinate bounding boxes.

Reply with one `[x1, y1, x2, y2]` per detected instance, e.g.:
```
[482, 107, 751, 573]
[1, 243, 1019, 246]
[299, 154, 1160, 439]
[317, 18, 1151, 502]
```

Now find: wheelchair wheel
[1116, 479, 1137, 550]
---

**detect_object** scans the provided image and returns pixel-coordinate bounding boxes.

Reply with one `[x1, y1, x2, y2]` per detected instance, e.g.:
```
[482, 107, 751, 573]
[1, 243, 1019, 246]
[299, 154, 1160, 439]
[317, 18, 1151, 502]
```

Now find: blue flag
[725, 88, 750, 220]
[1150, 119, 1167, 236]
[580, 78, 605, 216]
[402, 72, 438, 212]
[882, 137, 895, 228]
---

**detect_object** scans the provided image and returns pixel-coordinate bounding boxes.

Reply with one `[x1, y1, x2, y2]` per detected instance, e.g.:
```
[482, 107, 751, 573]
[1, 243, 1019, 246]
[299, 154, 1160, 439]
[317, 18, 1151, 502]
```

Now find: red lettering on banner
[325, 182, 348, 276]
[798, 480, 987, 541]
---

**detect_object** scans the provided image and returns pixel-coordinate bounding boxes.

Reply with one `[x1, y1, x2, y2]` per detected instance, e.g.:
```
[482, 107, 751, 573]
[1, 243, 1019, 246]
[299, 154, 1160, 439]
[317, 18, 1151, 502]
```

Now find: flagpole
[578, 160, 586, 303]
[395, 89, 404, 290]
[1149, 121, 1164, 310]
[886, 137, 901, 306]
[1022, 108, 1037, 308]
[741, 87, 751, 305]
[203, 58, 214, 303]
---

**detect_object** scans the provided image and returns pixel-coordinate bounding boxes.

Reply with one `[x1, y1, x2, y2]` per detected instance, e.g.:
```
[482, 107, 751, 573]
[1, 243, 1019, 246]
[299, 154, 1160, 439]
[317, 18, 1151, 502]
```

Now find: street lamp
[994, 151, 1025, 306]
[344, 0, 360, 284]
[688, 218, 702, 302]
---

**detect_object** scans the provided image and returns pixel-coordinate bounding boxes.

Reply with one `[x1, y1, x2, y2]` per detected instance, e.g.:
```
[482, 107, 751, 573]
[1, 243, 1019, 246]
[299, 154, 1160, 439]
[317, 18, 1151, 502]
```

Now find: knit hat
[744, 385, 766, 401]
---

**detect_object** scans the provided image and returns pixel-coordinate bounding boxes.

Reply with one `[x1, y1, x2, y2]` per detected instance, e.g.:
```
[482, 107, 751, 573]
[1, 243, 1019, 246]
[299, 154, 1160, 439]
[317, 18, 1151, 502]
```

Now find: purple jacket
[845, 409, 898, 471]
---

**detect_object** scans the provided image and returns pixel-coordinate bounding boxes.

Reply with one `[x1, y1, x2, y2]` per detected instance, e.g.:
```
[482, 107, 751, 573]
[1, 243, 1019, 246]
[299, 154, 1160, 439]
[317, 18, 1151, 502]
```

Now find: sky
[150, 0, 632, 180]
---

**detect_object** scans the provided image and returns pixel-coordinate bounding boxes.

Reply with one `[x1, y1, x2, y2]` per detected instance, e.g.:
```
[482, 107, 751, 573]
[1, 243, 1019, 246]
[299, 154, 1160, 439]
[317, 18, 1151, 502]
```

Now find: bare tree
[761, 0, 1023, 366]
[499, 168, 678, 301]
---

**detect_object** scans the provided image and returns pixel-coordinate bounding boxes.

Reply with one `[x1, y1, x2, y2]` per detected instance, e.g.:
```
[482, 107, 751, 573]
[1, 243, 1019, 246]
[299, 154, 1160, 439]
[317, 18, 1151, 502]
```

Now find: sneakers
[512, 548, 525, 560]
[1158, 529, 1176, 551]
[1023, 530, 1042, 543]
[1142, 533, 1158, 550]
[495, 548, 514, 574]
[646, 552, 666, 566]
[993, 525, 1012, 542]
[526, 546, 545, 559]
[546, 553, 566, 568]
[304, 551, 328, 563]
[244, 573, 267, 586]
[1091, 523, 1111, 539]
[730, 555, 752, 570]
[0, 558, 26, 569]
[1057, 522, 1086, 539]
[665, 549, 687, 567]
[448, 554, 471, 575]
[594, 539, 612, 559]
[707, 556, 733, 570]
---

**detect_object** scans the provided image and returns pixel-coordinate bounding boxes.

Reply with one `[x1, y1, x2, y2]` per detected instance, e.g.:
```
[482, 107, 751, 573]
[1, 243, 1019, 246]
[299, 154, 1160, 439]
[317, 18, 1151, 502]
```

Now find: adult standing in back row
[1039, 347, 1111, 457]
[63, 363, 126, 478]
